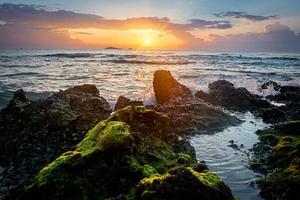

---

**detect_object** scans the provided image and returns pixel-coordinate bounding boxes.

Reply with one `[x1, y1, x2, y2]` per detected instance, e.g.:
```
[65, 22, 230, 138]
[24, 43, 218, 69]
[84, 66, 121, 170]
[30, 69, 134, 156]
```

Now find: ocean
[0, 49, 300, 199]
[0, 49, 300, 109]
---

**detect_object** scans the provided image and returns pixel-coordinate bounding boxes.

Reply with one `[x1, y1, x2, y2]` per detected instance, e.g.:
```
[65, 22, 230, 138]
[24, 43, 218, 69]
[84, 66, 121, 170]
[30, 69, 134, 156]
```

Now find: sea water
[0, 49, 300, 199]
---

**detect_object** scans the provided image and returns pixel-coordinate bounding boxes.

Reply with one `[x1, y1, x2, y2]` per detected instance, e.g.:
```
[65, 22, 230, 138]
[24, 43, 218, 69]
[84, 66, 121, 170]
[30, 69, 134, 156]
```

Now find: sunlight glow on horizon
[69, 28, 183, 50]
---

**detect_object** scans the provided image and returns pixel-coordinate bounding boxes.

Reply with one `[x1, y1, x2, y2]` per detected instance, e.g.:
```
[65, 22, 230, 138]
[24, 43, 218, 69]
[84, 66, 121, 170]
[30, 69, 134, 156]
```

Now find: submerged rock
[0, 84, 112, 196]
[250, 121, 300, 200]
[153, 70, 192, 104]
[115, 96, 143, 111]
[196, 80, 271, 112]
[3, 106, 234, 200]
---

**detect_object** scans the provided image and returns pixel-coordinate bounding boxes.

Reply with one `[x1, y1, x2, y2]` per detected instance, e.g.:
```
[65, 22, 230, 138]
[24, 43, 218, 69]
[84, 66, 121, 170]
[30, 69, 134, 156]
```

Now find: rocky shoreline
[0, 70, 299, 199]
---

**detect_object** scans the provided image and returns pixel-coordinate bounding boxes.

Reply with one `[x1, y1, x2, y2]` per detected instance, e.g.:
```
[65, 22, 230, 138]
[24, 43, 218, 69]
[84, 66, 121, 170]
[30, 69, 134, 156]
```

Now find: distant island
[104, 46, 123, 50]
[104, 47, 134, 50]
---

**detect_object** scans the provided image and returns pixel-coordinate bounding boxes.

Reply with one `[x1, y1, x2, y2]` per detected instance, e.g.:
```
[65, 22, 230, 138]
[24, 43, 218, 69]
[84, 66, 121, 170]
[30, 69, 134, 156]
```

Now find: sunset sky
[0, 0, 300, 51]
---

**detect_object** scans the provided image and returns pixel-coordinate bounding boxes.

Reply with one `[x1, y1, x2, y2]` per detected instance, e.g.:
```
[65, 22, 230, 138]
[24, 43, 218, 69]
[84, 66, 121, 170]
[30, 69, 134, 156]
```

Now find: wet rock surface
[195, 80, 271, 112]
[153, 70, 192, 104]
[151, 71, 241, 134]
[0, 84, 112, 197]
[265, 83, 300, 121]
[147, 98, 240, 135]
[3, 106, 234, 200]
[250, 121, 300, 200]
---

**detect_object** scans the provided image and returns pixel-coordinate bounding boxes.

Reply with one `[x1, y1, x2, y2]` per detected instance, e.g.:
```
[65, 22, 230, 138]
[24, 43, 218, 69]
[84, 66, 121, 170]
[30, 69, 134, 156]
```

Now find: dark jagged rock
[3, 106, 234, 200]
[261, 81, 281, 91]
[153, 70, 192, 104]
[0, 84, 112, 197]
[258, 107, 287, 124]
[114, 96, 143, 111]
[250, 121, 300, 200]
[196, 80, 271, 112]
[152, 72, 240, 134]
[265, 84, 300, 121]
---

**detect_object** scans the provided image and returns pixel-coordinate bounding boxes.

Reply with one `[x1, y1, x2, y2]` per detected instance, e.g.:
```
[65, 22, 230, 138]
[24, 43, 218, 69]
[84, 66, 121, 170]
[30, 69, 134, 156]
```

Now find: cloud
[187, 19, 232, 29]
[0, 3, 233, 48]
[215, 11, 279, 21]
[205, 22, 300, 52]
[0, 4, 299, 51]
[0, 4, 231, 30]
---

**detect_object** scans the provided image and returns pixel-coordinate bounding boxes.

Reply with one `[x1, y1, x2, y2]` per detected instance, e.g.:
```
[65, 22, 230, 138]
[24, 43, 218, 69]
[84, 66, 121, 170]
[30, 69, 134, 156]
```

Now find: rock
[261, 81, 281, 91]
[250, 121, 300, 200]
[196, 80, 271, 112]
[136, 167, 234, 200]
[261, 84, 300, 123]
[114, 96, 143, 111]
[2, 107, 234, 200]
[147, 98, 241, 135]
[151, 72, 240, 134]
[153, 70, 192, 104]
[0, 84, 112, 197]
[257, 107, 287, 124]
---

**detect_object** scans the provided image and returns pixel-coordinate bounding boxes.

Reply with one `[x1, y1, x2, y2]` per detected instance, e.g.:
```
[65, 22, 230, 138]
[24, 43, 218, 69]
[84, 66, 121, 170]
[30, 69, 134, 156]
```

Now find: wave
[106, 59, 196, 65]
[267, 56, 300, 61]
[202, 68, 277, 75]
[3, 72, 48, 77]
[41, 53, 98, 58]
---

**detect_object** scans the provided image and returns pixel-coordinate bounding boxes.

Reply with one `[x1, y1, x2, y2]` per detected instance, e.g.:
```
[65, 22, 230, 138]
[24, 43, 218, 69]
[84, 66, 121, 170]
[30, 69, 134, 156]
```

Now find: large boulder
[0, 84, 112, 197]
[153, 70, 192, 104]
[3, 106, 234, 200]
[195, 80, 271, 112]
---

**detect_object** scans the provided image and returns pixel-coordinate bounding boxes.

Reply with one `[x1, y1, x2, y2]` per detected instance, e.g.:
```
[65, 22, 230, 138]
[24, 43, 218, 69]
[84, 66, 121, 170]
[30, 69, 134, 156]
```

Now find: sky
[0, 0, 300, 51]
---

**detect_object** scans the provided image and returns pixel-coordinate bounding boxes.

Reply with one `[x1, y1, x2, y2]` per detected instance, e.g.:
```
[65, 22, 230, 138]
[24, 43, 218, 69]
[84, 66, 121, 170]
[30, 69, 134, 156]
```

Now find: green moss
[77, 121, 134, 156]
[137, 167, 234, 200]
[258, 158, 300, 199]
[177, 153, 194, 165]
[142, 165, 159, 178]
[253, 120, 300, 199]
[187, 167, 223, 188]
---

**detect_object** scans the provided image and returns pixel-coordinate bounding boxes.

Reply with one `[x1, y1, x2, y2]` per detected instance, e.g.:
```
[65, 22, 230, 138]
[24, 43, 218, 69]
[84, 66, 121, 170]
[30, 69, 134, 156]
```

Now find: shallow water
[0, 49, 299, 199]
[189, 112, 269, 200]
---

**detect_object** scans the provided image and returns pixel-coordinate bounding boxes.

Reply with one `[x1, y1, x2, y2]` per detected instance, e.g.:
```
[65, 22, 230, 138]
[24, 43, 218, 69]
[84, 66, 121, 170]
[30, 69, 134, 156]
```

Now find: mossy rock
[7, 106, 217, 200]
[136, 167, 234, 200]
[258, 158, 300, 200]
[252, 120, 300, 200]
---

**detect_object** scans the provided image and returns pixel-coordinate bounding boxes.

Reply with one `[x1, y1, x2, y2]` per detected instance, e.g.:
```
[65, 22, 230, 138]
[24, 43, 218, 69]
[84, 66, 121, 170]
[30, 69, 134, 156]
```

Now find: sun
[143, 38, 152, 46]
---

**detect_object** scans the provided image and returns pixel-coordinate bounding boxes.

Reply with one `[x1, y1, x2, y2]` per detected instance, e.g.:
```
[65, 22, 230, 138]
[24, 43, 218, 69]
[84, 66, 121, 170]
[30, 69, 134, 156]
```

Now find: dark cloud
[215, 11, 279, 21]
[187, 19, 232, 29]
